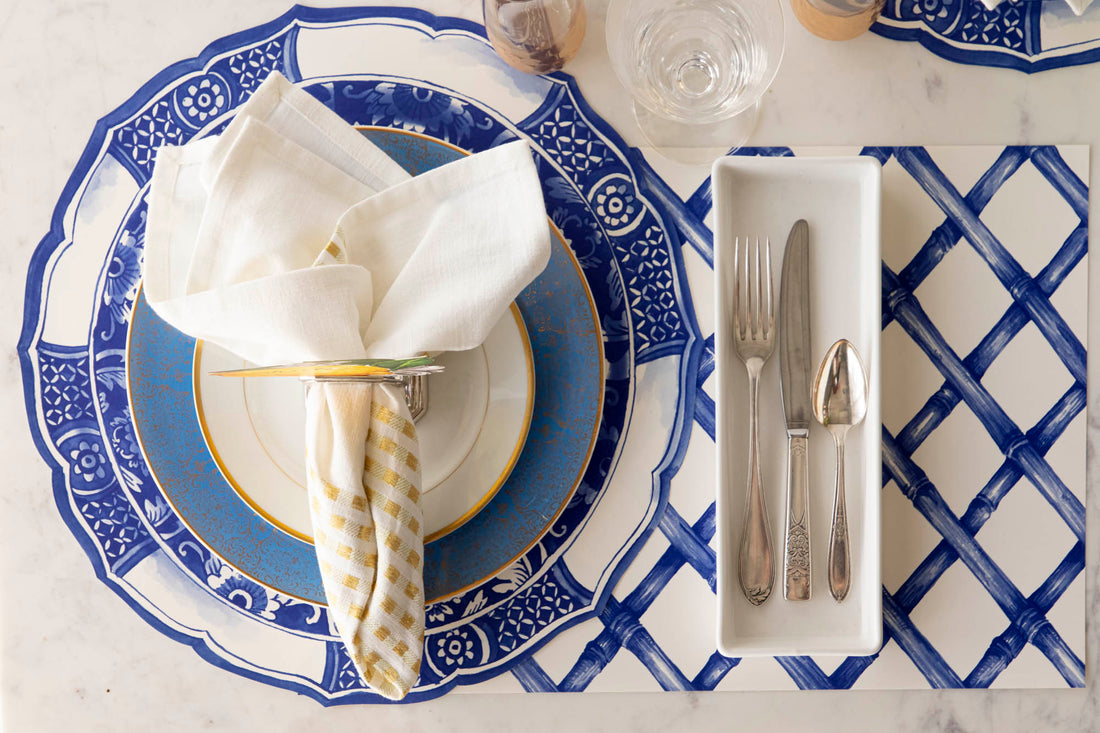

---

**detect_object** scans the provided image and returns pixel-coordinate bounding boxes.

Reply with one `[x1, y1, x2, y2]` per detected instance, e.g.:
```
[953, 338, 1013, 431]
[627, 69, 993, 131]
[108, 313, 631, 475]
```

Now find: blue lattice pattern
[491, 145, 1086, 691]
[38, 346, 95, 430]
[525, 88, 612, 181]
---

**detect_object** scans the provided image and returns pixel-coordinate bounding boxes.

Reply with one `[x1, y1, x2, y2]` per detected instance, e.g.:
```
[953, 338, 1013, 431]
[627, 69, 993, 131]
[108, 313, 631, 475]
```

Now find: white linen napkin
[143, 72, 550, 698]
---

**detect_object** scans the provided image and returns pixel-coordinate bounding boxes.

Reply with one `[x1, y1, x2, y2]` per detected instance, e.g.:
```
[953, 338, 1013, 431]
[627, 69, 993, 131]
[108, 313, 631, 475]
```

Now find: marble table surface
[2, 0, 1098, 730]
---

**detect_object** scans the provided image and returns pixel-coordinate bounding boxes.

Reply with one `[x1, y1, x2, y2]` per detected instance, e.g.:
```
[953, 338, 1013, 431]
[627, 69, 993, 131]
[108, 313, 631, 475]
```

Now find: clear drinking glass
[605, 0, 785, 160]
[484, 0, 587, 75]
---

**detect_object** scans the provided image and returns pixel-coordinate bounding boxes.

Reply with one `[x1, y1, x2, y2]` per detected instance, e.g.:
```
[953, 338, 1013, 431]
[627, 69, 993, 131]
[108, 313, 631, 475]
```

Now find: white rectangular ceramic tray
[712, 155, 882, 657]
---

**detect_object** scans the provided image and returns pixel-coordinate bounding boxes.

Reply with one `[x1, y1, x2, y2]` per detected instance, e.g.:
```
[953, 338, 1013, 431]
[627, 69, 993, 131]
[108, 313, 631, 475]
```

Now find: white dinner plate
[193, 303, 534, 543]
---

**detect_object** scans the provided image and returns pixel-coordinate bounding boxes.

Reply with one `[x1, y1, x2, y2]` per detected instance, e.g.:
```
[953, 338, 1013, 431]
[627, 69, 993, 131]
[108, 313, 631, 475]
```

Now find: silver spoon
[812, 339, 868, 602]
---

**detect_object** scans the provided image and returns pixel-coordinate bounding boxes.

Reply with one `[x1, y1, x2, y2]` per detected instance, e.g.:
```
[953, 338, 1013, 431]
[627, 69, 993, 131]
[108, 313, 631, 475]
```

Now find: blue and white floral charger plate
[18, 6, 700, 703]
[875, 0, 1100, 71]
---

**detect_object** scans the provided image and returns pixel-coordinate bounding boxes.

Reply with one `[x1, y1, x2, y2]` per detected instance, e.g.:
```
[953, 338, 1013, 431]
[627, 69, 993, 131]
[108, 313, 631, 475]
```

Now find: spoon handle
[828, 434, 851, 602]
[739, 368, 774, 605]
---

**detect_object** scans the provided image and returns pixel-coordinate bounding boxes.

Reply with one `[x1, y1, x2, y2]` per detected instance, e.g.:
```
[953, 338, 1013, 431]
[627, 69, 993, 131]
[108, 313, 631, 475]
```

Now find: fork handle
[739, 369, 774, 605]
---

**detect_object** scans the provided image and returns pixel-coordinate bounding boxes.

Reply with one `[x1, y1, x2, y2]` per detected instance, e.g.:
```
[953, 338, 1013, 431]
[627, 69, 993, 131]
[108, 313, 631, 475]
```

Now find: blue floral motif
[362, 83, 475, 143]
[544, 176, 585, 205]
[909, 0, 954, 25]
[108, 414, 142, 470]
[427, 603, 455, 624]
[590, 418, 623, 484]
[433, 628, 478, 669]
[102, 231, 143, 334]
[143, 496, 173, 527]
[174, 73, 231, 127]
[70, 440, 108, 484]
[594, 181, 637, 230]
[490, 556, 536, 596]
[213, 571, 268, 611]
[424, 623, 488, 680]
[206, 559, 286, 620]
[549, 206, 603, 271]
[567, 479, 600, 508]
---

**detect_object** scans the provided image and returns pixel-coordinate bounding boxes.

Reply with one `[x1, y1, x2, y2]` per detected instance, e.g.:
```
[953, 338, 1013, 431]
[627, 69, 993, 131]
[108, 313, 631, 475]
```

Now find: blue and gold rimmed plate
[19, 7, 701, 703]
[128, 159, 601, 604]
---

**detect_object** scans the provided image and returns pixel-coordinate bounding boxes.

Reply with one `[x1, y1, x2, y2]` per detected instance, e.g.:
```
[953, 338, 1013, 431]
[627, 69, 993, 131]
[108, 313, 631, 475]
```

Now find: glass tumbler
[605, 0, 785, 159]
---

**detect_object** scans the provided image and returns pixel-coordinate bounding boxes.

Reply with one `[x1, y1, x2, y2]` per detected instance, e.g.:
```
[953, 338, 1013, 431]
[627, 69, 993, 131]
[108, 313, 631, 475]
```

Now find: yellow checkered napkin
[304, 381, 424, 700]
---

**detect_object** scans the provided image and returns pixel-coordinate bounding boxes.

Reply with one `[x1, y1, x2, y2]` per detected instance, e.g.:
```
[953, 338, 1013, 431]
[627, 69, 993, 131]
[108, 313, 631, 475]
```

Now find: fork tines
[732, 236, 774, 350]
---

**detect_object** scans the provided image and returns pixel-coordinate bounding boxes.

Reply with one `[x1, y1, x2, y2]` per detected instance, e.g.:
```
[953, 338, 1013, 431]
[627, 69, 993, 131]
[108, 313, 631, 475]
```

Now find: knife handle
[783, 432, 811, 601]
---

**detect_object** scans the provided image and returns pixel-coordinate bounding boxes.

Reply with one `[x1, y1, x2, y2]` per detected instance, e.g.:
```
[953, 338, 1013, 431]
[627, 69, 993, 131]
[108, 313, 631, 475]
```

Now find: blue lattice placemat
[530, 144, 1086, 691]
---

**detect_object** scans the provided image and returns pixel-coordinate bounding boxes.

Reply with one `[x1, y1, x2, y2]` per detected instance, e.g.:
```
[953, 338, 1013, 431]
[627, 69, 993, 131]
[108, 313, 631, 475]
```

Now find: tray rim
[711, 153, 883, 657]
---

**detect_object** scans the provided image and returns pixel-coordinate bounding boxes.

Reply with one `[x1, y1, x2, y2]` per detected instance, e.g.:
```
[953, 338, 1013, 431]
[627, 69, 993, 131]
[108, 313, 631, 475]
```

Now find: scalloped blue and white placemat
[18, 7, 1086, 701]
[874, 0, 1100, 73]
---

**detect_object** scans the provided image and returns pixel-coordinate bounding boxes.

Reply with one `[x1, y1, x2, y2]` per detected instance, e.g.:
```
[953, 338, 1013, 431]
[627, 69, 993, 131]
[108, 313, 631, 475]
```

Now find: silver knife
[211, 356, 442, 379]
[779, 219, 813, 601]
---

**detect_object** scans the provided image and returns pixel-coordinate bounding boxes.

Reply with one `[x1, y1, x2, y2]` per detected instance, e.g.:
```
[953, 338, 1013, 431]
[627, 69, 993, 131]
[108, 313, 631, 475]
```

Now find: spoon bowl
[812, 339, 868, 602]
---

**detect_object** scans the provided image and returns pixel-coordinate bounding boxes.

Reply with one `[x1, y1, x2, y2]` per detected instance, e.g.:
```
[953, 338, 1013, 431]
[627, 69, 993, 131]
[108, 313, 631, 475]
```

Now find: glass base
[632, 100, 761, 164]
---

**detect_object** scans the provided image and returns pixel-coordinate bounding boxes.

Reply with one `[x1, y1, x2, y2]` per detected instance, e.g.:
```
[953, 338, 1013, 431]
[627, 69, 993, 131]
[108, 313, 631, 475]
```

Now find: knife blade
[780, 220, 812, 431]
[211, 356, 442, 379]
[779, 219, 813, 601]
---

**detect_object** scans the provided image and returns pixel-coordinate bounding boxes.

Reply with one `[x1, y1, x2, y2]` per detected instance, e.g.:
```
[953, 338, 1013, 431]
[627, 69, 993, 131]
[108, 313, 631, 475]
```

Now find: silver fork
[733, 236, 776, 606]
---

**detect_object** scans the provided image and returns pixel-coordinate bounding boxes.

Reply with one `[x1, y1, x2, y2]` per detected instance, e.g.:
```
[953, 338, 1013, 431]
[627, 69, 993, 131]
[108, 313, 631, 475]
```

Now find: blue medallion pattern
[173, 72, 232, 129]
